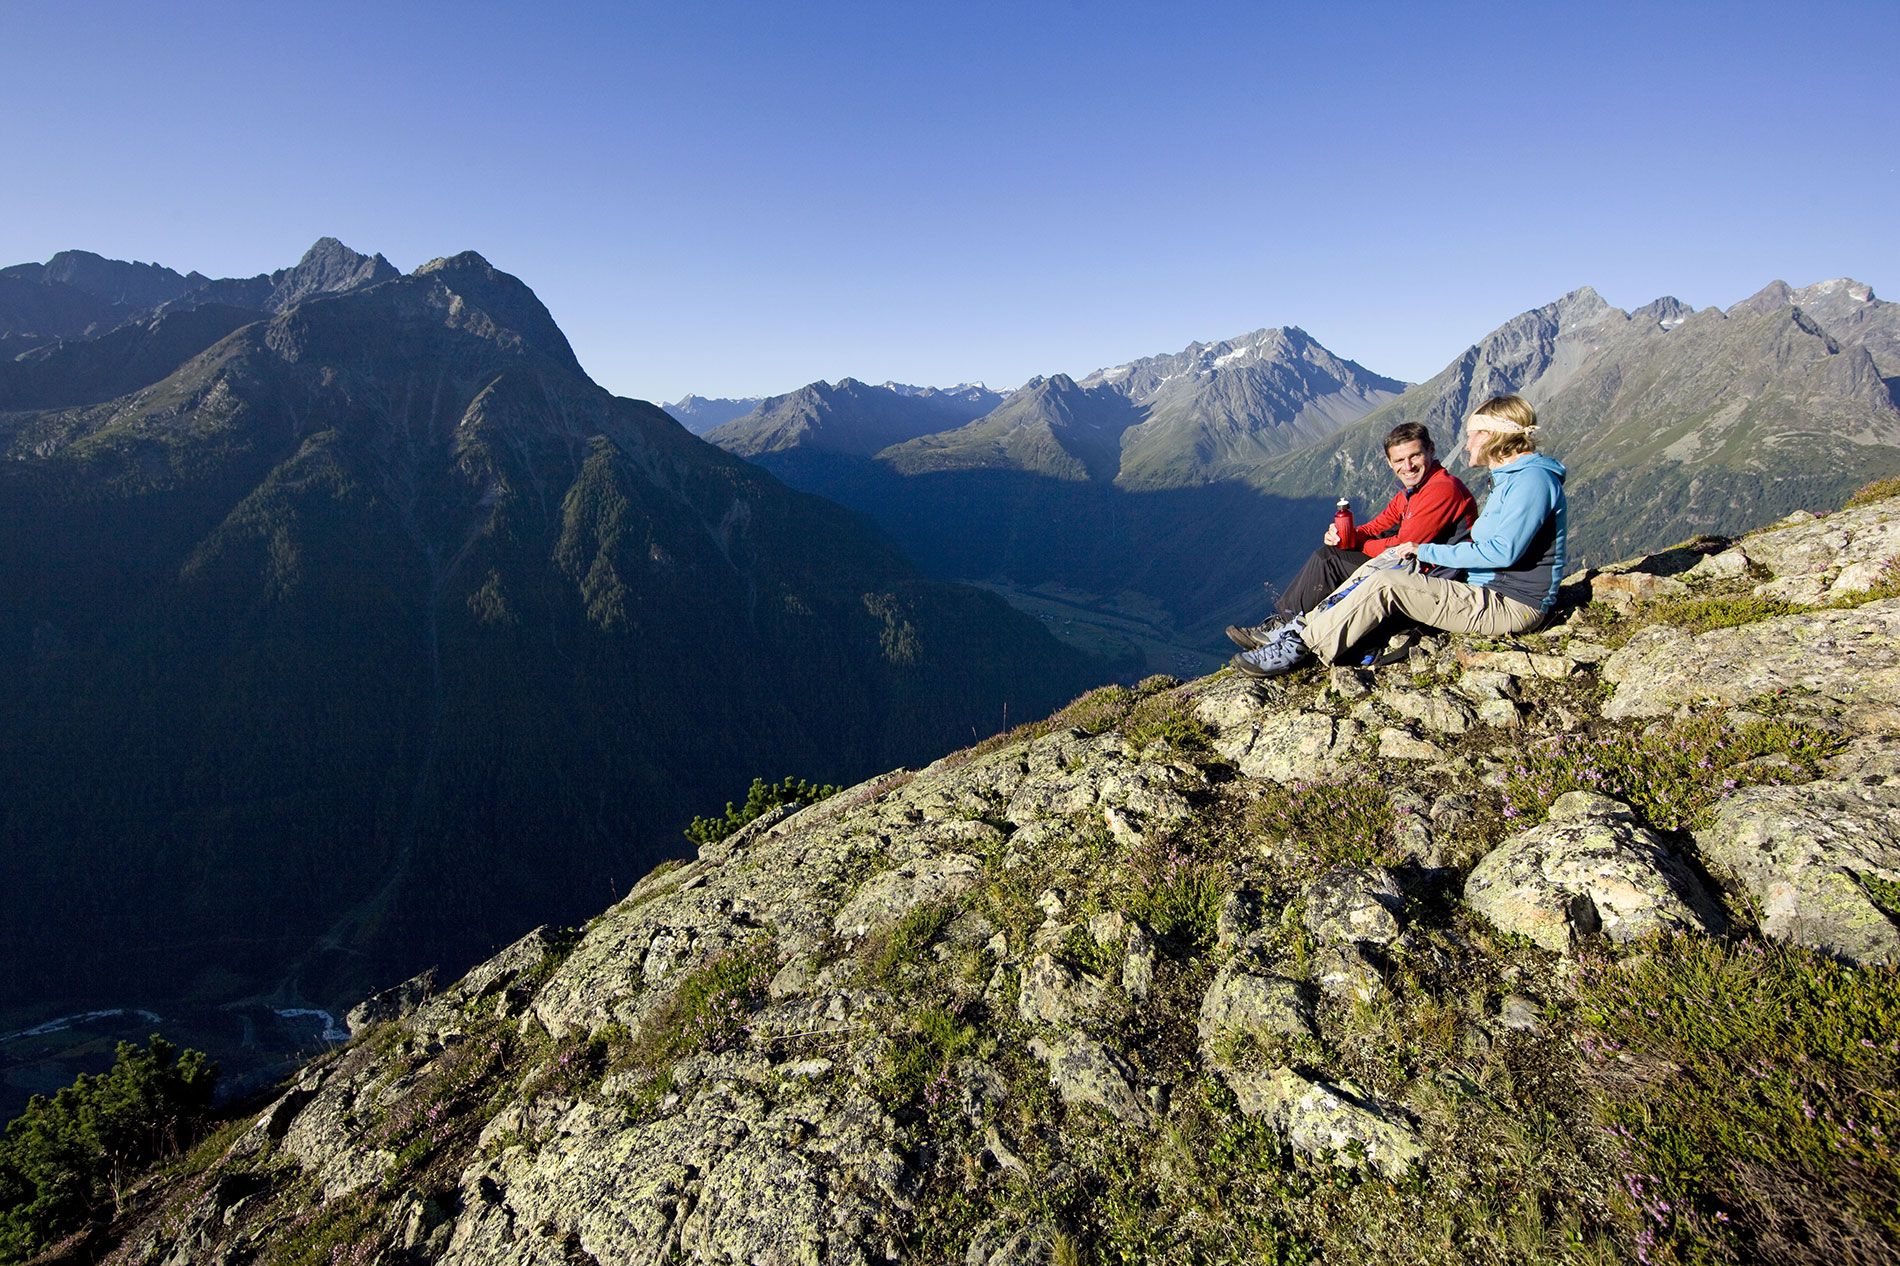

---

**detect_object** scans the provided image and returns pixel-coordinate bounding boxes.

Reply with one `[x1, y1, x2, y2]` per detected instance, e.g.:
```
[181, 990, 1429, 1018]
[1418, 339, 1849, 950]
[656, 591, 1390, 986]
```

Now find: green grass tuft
[862, 901, 958, 988]
[1644, 593, 1806, 633]
[1115, 835, 1226, 951]
[626, 940, 777, 1072]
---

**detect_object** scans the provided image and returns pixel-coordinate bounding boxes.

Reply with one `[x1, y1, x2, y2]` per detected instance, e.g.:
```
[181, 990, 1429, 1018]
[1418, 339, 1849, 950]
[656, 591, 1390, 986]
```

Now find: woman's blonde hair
[1468, 394, 1538, 464]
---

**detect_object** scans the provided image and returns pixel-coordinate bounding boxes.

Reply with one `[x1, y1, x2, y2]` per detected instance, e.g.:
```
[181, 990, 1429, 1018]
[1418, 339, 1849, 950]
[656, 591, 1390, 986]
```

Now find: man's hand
[1390, 541, 1420, 561]
[1323, 524, 1340, 547]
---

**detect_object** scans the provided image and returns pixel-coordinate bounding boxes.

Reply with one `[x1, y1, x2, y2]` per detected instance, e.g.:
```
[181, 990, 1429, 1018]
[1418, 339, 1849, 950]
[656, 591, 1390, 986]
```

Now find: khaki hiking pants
[1301, 559, 1544, 664]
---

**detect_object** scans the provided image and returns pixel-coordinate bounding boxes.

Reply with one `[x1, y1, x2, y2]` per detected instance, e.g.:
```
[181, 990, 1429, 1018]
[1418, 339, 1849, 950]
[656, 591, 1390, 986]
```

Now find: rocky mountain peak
[271, 237, 400, 310]
[1631, 296, 1694, 330]
[408, 250, 579, 371]
[414, 249, 499, 278]
[1796, 277, 1877, 305]
[1550, 285, 1615, 327]
[1731, 279, 1796, 315]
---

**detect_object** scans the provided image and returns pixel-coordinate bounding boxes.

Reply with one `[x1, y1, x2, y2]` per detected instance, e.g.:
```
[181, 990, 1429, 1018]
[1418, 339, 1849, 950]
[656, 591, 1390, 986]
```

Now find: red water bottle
[1333, 497, 1354, 547]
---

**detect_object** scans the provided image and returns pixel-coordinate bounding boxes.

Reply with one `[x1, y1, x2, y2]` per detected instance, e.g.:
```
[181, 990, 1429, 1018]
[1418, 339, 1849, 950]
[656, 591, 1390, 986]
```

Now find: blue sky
[4, 1, 1896, 403]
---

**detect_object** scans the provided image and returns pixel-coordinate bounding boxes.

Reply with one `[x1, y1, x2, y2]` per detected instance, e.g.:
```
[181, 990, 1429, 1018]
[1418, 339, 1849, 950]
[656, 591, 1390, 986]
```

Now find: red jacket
[1345, 462, 1477, 557]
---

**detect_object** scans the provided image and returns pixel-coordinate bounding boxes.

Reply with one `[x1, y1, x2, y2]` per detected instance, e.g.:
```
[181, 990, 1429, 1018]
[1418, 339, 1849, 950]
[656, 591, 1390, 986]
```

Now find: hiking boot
[1224, 618, 1286, 650]
[1229, 623, 1313, 679]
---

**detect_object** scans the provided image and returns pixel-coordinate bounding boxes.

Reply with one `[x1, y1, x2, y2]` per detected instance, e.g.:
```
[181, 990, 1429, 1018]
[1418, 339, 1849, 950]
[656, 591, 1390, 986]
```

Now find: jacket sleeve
[1348, 491, 1406, 552]
[1416, 469, 1553, 571]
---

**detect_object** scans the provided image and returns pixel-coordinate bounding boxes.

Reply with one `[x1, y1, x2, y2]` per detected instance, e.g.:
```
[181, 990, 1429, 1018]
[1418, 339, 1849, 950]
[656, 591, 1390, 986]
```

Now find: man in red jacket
[1227, 421, 1477, 648]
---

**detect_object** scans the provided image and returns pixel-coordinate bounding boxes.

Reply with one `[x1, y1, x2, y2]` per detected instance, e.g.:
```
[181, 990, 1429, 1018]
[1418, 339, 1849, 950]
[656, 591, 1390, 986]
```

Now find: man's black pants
[1275, 545, 1370, 617]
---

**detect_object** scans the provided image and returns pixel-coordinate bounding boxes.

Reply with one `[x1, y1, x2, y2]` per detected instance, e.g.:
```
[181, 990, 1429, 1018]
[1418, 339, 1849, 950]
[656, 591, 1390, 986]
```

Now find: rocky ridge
[93, 492, 1900, 1265]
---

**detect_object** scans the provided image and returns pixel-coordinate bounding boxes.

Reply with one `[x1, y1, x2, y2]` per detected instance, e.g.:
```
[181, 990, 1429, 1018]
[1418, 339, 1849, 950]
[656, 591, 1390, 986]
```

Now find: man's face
[1385, 439, 1432, 491]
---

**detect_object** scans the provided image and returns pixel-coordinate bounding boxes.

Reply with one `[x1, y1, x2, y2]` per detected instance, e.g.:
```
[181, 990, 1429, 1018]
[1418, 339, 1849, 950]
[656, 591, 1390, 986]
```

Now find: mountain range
[660, 394, 762, 435]
[697, 279, 1900, 656]
[705, 378, 1005, 457]
[1250, 280, 1900, 564]
[0, 242, 1097, 1056]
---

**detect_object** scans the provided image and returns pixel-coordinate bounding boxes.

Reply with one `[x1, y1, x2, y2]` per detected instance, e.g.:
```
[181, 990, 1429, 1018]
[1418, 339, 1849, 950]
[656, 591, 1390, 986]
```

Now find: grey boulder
[1464, 792, 1724, 953]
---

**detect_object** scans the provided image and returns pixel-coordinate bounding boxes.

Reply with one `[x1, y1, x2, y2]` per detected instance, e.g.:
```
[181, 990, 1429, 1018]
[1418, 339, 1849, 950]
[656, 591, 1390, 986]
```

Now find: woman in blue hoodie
[1233, 394, 1566, 677]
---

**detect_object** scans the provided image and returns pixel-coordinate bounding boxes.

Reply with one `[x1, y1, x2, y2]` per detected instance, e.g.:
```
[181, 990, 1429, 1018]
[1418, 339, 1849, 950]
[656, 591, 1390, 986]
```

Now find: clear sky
[4, 1, 1896, 404]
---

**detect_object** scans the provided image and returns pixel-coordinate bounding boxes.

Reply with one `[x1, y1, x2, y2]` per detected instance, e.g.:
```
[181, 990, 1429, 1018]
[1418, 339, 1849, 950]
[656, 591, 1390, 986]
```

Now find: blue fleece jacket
[1415, 453, 1568, 612]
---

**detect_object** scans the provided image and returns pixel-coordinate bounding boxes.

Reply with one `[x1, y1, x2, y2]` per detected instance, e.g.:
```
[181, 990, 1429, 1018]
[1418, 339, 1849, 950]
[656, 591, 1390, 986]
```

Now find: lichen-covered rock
[1465, 792, 1724, 953]
[1740, 498, 1900, 604]
[1476, 697, 1523, 728]
[1455, 649, 1579, 680]
[1018, 952, 1107, 1027]
[1603, 601, 1900, 722]
[1303, 866, 1404, 947]
[1224, 1067, 1424, 1179]
[1197, 964, 1316, 1047]
[1685, 546, 1751, 583]
[1215, 887, 1265, 951]
[833, 854, 983, 938]
[346, 968, 436, 1038]
[1696, 781, 1900, 965]
[1201, 692, 1362, 782]
[1590, 569, 1689, 611]
[964, 1223, 1057, 1266]
[1028, 1034, 1149, 1124]
[1454, 669, 1519, 704]
[1378, 728, 1445, 762]
[1377, 687, 1476, 735]
[1389, 789, 1436, 863]
[1122, 926, 1156, 1002]
[1311, 942, 1389, 1004]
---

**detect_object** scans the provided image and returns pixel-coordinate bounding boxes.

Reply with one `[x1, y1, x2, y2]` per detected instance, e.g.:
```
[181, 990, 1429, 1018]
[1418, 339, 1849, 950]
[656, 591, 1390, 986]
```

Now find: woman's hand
[1390, 541, 1420, 561]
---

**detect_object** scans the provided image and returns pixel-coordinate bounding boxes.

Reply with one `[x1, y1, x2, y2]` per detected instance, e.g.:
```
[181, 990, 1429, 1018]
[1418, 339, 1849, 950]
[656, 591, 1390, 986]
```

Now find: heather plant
[1123, 691, 1214, 757]
[871, 1002, 983, 1116]
[862, 901, 958, 988]
[629, 940, 777, 1071]
[371, 1025, 512, 1178]
[1845, 475, 1900, 508]
[1641, 593, 1806, 634]
[1247, 779, 1397, 867]
[1578, 936, 1900, 1265]
[1116, 833, 1225, 951]
[1501, 710, 1836, 831]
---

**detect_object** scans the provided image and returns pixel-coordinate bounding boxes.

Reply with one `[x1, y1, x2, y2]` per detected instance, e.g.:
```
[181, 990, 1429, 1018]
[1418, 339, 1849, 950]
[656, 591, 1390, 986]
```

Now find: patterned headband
[1467, 412, 1536, 435]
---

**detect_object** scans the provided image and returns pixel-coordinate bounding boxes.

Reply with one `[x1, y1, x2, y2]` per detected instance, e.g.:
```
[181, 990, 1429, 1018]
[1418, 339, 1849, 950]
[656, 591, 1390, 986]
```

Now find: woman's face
[1464, 425, 1488, 466]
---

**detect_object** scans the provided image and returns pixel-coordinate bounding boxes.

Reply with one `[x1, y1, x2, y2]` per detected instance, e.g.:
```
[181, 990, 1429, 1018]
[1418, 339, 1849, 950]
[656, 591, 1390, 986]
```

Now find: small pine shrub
[685, 776, 840, 845]
[0, 1036, 217, 1262]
